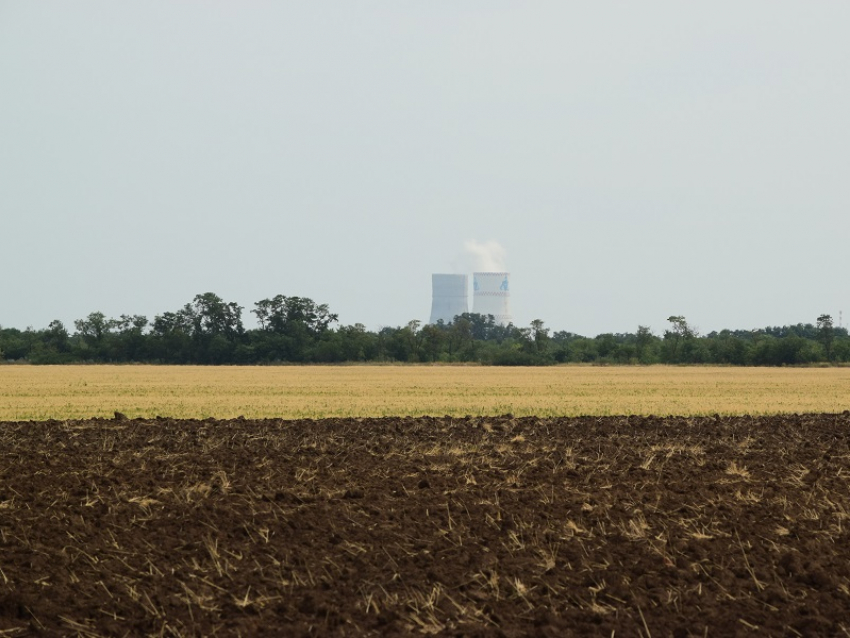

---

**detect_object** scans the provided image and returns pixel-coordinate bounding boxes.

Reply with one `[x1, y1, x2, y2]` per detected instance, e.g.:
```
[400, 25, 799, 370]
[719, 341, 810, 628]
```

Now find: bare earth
[2, 414, 850, 636]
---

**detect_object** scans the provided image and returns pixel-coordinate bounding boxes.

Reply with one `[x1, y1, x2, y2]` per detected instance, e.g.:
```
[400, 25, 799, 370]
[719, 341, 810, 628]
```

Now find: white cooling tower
[430, 274, 469, 324]
[472, 272, 512, 325]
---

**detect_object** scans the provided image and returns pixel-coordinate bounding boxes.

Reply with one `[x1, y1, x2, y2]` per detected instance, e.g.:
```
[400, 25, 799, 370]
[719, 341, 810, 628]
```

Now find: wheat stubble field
[2, 365, 850, 420]
[2, 366, 850, 636]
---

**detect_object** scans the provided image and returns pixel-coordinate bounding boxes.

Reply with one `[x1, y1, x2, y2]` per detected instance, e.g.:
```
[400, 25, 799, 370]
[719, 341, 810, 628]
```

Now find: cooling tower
[429, 274, 469, 324]
[472, 272, 512, 325]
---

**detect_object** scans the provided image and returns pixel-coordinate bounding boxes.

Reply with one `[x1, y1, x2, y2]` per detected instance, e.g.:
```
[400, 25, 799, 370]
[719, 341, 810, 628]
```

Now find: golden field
[1, 364, 849, 421]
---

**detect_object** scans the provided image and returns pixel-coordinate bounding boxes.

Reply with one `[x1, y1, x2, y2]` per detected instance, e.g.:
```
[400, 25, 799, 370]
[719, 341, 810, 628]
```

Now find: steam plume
[463, 239, 506, 272]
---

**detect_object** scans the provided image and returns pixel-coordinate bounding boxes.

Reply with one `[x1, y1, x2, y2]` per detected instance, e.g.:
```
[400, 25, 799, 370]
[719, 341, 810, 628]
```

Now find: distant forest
[1, 292, 848, 366]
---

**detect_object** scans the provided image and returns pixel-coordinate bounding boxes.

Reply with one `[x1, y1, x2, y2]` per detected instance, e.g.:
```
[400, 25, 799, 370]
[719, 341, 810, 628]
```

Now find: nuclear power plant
[429, 272, 512, 325]
[473, 272, 511, 325]
[429, 274, 469, 324]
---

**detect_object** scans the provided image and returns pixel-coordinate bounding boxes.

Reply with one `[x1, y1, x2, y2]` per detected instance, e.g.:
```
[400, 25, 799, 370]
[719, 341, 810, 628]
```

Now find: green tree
[190, 293, 244, 341]
[595, 333, 618, 359]
[403, 320, 423, 362]
[447, 317, 474, 360]
[74, 312, 117, 361]
[150, 310, 194, 363]
[420, 323, 445, 362]
[251, 295, 336, 361]
[833, 336, 850, 362]
[182, 293, 245, 363]
[568, 336, 599, 363]
[817, 314, 834, 361]
[113, 315, 149, 361]
[251, 295, 337, 362]
[455, 313, 499, 341]
[635, 325, 656, 364]
[0, 327, 34, 361]
[74, 311, 113, 343]
[530, 319, 550, 359]
[663, 315, 697, 363]
[253, 295, 337, 336]
[320, 323, 376, 362]
[45, 320, 71, 353]
[707, 330, 747, 365]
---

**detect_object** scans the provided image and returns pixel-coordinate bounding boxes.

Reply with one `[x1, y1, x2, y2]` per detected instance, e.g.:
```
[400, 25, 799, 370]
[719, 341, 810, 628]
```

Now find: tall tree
[530, 319, 550, 356]
[74, 312, 117, 360]
[663, 315, 696, 363]
[817, 314, 835, 361]
[74, 312, 114, 344]
[446, 316, 474, 360]
[420, 323, 445, 362]
[113, 315, 149, 361]
[46, 320, 71, 353]
[635, 325, 655, 363]
[190, 293, 244, 340]
[150, 310, 194, 363]
[253, 295, 337, 336]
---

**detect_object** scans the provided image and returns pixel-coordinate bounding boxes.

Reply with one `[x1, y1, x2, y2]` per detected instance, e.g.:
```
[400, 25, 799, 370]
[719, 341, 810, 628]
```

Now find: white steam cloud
[453, 239, 506, 273]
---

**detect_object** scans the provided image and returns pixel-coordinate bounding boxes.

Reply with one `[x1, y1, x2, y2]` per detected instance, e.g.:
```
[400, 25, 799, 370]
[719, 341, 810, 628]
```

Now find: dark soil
[2, 414, 850, 637]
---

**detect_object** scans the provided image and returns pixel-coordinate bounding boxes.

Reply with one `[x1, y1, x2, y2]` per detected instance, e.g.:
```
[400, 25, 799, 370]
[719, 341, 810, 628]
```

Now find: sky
[2, 2, 849, 337]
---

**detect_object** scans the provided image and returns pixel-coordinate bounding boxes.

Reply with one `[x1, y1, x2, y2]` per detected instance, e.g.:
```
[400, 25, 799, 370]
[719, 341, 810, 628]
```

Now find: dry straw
[2, 365, 849, 421]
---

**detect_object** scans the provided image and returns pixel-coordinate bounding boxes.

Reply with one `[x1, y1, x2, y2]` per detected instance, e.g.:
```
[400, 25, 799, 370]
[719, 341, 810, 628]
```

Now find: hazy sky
[2, 3, 849, 337]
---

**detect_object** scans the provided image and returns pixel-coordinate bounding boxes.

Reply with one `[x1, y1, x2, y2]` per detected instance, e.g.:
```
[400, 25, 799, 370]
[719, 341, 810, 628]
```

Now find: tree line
[1, 292, 848, 366]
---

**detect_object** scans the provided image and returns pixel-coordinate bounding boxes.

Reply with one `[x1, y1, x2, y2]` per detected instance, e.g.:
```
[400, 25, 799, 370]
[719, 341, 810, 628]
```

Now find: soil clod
[1, 413, 849, 635]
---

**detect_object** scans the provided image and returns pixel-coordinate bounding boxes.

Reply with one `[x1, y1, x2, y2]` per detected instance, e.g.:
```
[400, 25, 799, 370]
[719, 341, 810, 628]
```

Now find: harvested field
[2, 414, 850, 636]
[3, 365, 850, 420]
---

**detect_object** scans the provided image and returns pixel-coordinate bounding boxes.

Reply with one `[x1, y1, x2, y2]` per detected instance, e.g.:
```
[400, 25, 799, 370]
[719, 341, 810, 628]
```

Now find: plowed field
[2, 414, 850, 636]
